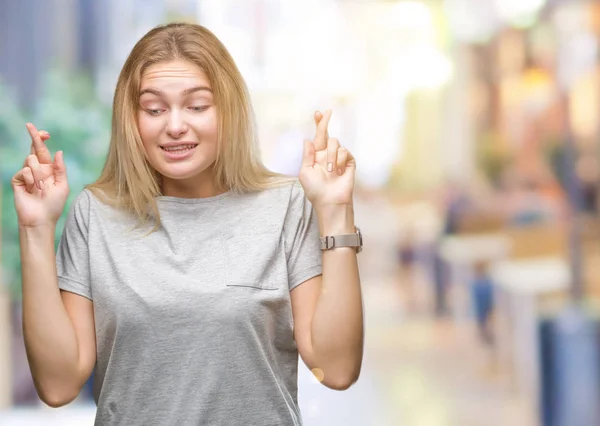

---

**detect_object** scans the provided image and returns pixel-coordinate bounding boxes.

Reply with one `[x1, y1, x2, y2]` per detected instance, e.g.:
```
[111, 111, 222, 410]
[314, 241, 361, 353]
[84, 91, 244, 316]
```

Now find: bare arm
[20, 225, 96, 407]
[291, 109, 364, 390]
[14, 124, 95, 407]
[291, 205, 363, 391]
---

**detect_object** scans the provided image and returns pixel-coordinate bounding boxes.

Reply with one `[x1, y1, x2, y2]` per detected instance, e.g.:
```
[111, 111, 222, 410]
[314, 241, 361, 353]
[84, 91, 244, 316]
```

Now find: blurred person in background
[577, 154, 599, 215]
[11, 23, 364, 425]
[396, 228, 419, 314]
[441, 180, 472, 235]
[430, 181, 473, 318]
[470, 260, 495, 346]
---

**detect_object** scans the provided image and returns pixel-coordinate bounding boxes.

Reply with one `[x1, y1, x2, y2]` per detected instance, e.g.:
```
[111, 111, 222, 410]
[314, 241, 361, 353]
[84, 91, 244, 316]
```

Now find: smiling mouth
[160, 144, 198, 152]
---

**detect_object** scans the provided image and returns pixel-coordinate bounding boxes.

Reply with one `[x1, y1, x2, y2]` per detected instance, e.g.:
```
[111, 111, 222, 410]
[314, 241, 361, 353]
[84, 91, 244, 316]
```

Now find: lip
[159, 142, 198, 160]
[160, 141, 199, 148]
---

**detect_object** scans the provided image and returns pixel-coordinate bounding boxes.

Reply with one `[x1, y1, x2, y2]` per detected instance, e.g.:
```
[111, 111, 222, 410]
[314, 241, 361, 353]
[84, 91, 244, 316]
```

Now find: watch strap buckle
[322, 235, 336, 250]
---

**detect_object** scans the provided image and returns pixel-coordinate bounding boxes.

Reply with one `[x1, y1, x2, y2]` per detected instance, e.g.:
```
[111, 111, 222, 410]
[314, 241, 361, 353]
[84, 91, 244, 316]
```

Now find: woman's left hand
[299, 109, 356, 209]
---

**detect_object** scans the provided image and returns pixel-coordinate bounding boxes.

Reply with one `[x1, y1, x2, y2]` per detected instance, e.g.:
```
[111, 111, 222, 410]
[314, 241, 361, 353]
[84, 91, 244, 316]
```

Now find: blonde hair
[88, 22, 294, 228]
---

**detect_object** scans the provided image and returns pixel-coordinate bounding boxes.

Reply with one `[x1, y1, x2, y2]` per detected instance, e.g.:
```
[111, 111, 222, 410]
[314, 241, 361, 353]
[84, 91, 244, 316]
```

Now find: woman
[12, 23, 363, 425]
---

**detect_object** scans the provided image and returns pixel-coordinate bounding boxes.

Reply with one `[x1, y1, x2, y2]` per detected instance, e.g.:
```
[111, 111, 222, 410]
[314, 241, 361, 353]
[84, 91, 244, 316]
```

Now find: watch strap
[320, 228, 362, 252]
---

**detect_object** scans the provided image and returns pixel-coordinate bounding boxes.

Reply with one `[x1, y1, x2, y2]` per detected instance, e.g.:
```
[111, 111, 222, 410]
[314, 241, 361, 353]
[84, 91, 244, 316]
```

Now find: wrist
[19, 224, 57, 240]
[315, 204, 355, 235]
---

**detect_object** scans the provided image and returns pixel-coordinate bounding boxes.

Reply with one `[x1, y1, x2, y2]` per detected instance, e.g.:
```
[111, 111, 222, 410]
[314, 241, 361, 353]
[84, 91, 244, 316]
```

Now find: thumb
[53, 151, 68, 183]
[301, 139, 315, 168]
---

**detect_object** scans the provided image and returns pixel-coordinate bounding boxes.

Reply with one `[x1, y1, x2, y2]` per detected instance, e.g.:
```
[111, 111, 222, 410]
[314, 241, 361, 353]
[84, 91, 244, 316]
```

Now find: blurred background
[2, 0, 600, 425]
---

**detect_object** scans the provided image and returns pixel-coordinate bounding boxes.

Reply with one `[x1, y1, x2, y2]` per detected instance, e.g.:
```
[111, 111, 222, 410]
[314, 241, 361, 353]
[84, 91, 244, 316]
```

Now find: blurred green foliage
[0, 70, 111, 299]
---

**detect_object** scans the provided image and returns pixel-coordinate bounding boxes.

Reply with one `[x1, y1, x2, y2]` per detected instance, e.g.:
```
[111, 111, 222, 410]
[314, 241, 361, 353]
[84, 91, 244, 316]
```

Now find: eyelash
[190, 106, 209, 113]
[145, 106, 209, 116]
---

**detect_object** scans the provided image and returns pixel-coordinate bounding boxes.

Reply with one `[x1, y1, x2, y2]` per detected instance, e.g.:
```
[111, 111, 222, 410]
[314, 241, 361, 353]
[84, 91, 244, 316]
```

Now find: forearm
[310, 205, 364, 385]
[20, 226, 81, 399]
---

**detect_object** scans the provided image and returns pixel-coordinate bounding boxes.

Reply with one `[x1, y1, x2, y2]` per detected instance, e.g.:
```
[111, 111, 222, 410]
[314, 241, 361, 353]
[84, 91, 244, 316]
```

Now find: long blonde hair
[88, 22, 294, 227]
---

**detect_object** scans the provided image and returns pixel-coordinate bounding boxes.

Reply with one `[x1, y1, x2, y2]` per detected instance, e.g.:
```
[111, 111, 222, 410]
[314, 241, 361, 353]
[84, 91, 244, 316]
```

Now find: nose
[166, 110, 188, 139]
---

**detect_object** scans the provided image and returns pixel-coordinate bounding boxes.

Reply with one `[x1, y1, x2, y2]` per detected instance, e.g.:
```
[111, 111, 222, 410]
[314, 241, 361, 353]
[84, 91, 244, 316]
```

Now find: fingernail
[327, 162, 333, 172]
[38, 180, 44, 190]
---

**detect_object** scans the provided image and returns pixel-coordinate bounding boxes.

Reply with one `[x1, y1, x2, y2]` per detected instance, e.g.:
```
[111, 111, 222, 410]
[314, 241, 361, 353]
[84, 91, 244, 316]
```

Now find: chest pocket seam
[220, 231, 286, 290]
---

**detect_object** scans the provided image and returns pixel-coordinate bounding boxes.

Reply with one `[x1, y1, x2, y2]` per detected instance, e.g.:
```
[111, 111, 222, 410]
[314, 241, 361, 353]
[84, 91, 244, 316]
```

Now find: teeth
[162, 144, 196, 152]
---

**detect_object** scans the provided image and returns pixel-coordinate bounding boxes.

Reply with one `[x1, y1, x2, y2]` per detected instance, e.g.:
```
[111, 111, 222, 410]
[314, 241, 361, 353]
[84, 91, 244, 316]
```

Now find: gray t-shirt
[56, 180, 323, 425]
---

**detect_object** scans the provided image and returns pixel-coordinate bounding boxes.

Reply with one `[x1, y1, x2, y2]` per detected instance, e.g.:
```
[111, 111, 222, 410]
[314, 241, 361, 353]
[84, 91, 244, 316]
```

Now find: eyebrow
[139, 86, 213, 97]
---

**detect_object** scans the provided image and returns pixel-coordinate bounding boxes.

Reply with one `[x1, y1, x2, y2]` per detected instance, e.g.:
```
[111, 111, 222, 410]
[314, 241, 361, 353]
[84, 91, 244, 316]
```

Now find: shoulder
[70, 187, 111, 210]
[65, 189, 92, 217]
[238, 178, 303, 206]
[67, 188, 108, 217]
[288, 178, 306, 200]
[68, 188, 134, 228]
[263, 178, 312, 215]
[79, 187, 128, 216]
[279, 179, 315, 225]
[227, 179, 310, 225]
[262, 177, 305, 202]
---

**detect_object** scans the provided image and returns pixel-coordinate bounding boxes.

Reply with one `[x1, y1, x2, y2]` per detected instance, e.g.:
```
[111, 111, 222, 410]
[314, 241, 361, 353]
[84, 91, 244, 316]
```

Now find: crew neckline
[156, 189, 233, 204]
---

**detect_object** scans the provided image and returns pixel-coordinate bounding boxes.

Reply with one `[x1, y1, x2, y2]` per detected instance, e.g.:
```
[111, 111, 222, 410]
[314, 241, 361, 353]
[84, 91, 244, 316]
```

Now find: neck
[161, 168, 226, 199]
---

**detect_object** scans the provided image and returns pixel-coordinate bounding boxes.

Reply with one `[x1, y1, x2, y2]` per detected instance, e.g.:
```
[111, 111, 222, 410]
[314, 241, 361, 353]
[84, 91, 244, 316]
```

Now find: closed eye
[189, 106, 210, 113]
[146, 109, 163, 116]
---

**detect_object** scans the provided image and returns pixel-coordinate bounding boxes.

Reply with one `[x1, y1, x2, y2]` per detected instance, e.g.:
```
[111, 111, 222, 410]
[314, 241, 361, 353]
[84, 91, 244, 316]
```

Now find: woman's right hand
[11, 123, 70, 228]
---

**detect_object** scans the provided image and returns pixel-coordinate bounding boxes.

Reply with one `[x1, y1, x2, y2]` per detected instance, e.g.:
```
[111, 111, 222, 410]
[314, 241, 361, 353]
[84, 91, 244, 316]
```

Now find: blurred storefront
[429, 2, 600, 424]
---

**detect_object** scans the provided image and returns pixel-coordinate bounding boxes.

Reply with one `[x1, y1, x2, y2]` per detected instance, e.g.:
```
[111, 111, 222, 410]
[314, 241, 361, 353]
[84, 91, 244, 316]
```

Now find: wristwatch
[320, 226, 363, 253]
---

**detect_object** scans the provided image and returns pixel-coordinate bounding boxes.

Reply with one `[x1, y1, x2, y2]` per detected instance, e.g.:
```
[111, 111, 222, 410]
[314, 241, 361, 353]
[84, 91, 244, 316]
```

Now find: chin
[155, 161, 213, 181]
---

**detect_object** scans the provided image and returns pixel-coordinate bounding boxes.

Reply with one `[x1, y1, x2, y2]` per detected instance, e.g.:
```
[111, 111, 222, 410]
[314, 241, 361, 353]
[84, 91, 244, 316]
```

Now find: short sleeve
[283, 181, 323, 291]
[56, 190, 92, 300]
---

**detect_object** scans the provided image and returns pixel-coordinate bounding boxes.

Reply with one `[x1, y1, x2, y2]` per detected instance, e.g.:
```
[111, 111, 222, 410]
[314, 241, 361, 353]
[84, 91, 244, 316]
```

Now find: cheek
[137, 113, 163, 147]
[195, 109, 218, 137]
